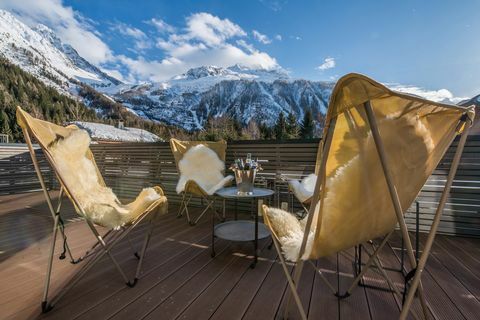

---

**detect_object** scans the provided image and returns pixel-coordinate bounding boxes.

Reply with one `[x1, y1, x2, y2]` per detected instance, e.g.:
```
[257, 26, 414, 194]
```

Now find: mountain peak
[0, 10, 121, 94]
[172, 64, 289, 83]
[181, 66, 233, 80]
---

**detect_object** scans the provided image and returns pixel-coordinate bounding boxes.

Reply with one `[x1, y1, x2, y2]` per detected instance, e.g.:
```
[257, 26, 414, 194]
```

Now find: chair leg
[48, 238, 111, 309]
[222, 198, 226, 221]
[86, 221, 132, 285]
[53, 188, 78, 263]
[283, 260, 305, 319]
[192, 198, 215, 225]
[134, 213, 156, 282]
[177, 192, 187, 218]
[127, 232, 140, 259]
[184, 195, 193, 224]
[41, 215, 60, 313]
[57, 221, 77, 263]
[272, 237, 307, 320]
[308, 260, 337, 294]
[338, 231, 393, 298]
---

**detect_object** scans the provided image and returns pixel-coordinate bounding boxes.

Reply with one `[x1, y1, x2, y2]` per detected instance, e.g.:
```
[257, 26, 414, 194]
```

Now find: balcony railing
[1, 137, 479, 237]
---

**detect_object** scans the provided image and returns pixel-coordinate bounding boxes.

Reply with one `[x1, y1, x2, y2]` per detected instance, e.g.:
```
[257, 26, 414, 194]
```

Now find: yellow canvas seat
[16, 106, 168, 313]
[261, 73, 475, 320]
[169, 138, 233, 225]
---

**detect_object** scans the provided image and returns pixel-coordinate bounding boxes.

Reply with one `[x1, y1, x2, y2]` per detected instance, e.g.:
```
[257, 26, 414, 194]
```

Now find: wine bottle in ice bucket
[230, 154, 263, 195]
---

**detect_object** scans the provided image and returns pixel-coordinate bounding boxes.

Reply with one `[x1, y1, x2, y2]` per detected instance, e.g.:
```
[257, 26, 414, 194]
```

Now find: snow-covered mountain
[114, 65, 333, 130]
[0, 10, 120, 96]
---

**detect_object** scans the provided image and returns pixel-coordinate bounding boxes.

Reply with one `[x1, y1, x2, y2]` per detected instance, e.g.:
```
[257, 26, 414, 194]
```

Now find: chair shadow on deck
[0, 192, 77, 264]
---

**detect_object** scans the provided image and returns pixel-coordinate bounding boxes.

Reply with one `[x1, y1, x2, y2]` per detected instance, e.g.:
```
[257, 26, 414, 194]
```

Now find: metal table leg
[211, 204, 216, 258]
[251, 199, 259, 268]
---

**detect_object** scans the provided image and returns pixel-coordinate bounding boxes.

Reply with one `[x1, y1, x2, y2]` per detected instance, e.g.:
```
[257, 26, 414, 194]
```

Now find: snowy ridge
[115, 65, 332, 130]
[0, 10, 120, 96]
[72, 122, 161, 142]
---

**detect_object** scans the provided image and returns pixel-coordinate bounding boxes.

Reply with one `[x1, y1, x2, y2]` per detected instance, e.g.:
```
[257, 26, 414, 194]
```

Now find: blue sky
[1, 0, 478, 98]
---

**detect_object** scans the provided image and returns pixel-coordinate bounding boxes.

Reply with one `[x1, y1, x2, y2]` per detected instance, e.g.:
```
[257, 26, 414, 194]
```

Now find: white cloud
[100, 67, 126, 82]
[127, 12, 279, 82]
[252, 30, 271, 44]
[0, 0, 113, 65]
[123, 12, 279, 82]
[236, 39, 256, 53]
[111, 22, 151, 51]
[113, 22, 146, 39]
[0, 3, 280, 84]
[316, 57, 336, 70]
[146, 18, 175, 33]
[259, 0, 288, 12]
[275, 34, 282, 41]
[184, 12, 246, 46]
[388, 84, 467, 103]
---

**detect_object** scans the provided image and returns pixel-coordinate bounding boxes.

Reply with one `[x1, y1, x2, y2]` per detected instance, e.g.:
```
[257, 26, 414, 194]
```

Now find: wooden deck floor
[1, 192, 479, 320]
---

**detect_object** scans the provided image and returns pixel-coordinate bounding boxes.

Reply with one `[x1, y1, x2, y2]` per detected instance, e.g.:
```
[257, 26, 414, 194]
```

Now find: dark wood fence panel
[404, 136, 480, 237]
[1, 136, 479, 237]
[0, 143, 53, 194]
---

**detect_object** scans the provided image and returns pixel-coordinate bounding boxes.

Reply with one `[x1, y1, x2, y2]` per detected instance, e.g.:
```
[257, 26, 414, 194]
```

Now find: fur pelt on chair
[288, 173, 317, 203]
[265, 207, 316, 262]
[49, 129, 161, 229]
[176, 144, 233, 195]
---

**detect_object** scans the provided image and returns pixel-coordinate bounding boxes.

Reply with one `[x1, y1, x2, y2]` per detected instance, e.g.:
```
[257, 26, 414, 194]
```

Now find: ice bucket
[233, 168, 257, 195]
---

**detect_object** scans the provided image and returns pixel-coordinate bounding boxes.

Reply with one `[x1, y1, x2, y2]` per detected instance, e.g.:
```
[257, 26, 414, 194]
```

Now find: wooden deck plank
[359, 242, 401, 320]
[38, 220, 213, 320]
[208, 244, 278, 320]
[438, 235, 480, 274]
[5, 216, 186, 319]
[432, 237, 480, 301]
[153, 240, 271, 320]
[275, 258, 316, 320]
[309, 256, 341, 319]
[241, 256, 290, 319]
[337, 249, 370, 320]
[1, 191, 480, 320]
[388, 233, 466, 320]
[106, 240, 235, 320]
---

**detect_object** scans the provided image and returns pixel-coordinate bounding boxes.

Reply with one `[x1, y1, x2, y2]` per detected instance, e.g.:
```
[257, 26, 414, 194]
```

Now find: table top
[216, 187, 274, 199]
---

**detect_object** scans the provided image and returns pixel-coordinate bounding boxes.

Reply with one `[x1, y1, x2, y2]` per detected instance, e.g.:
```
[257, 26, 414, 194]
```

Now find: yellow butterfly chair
[169, 138, 233, 225]
[16, 107, 168, 313]
[262, 74, 475, 320]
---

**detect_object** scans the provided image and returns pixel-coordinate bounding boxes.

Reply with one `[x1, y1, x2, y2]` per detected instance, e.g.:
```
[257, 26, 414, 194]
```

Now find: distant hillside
[0, 57, 99, 141]
[0, 57, 186, 142]
[0, 9, 120, 96]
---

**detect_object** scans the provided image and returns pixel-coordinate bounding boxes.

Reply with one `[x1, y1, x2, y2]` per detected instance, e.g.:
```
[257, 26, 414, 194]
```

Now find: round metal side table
[213, 187, 274, 268]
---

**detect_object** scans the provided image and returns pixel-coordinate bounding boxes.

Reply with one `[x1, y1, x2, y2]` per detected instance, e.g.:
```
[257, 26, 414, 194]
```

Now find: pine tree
[300, 109, 315, 139]
[274, 112, 287, 140]
[242, 119, 261, 140]
[0, 109, 12, 138]
[259, 122, 273, 140]
[286, 112, 300, 139]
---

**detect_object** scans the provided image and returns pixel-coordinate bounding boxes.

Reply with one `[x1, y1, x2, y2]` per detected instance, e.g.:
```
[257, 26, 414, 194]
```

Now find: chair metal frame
[21, 126, 165, 313]
[176, 186, 224, 225]
[263, 100, 472, 320]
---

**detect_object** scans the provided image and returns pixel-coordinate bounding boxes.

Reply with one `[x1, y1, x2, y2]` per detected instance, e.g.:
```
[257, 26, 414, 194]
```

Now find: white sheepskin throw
[49, 129, 161, 229]
[176, 144, 233, 195]
[288, 173, 317, 203]
[266, 207, 316, 262]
